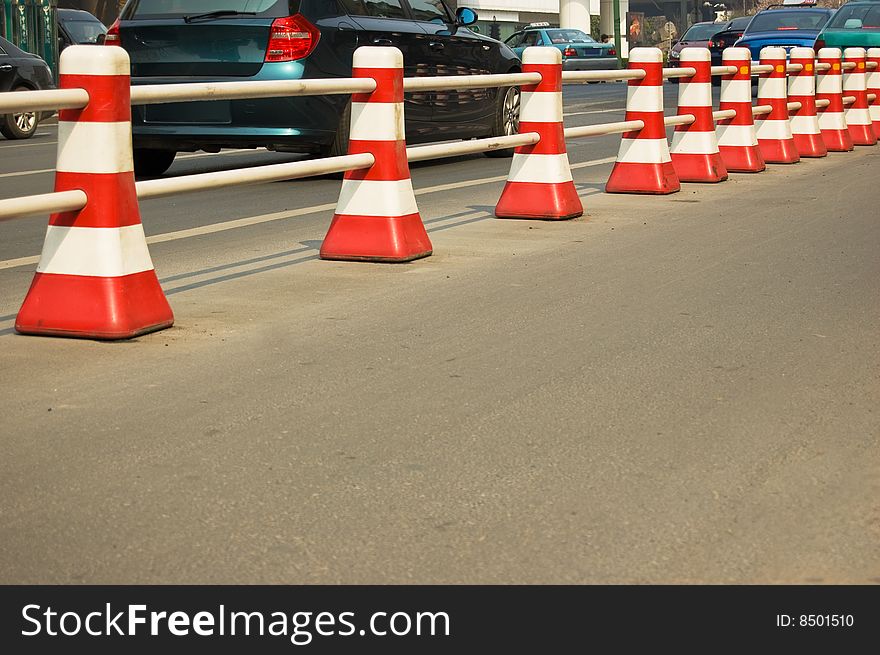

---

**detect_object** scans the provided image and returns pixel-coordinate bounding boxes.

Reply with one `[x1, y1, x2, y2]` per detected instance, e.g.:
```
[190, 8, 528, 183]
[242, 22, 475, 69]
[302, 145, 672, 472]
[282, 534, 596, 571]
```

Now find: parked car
[668, 21, 724, 64]
[504, 23, 619, 71]
[734, 3, 835, 61]
[708, 15, 753, 67]
[814, 0, 880, 52]
[57, 8, 108, 51]
[107, 0, 522, 177]
[0, 35, 56, 139]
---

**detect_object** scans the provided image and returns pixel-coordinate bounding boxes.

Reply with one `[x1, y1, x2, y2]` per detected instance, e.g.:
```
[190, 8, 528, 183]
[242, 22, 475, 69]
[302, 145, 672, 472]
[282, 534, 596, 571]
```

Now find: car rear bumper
[562, 57, 620, 71]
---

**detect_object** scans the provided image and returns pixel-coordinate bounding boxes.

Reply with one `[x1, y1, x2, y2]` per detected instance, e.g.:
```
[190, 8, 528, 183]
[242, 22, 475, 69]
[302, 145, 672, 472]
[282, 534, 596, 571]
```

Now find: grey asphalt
[0, 84, 878, 583]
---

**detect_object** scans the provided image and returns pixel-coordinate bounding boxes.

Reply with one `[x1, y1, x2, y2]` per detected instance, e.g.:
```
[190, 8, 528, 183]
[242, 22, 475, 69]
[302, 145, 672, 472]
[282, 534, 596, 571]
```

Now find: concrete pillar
[560, 0, 591, 32]
[599, 0, 629, 57]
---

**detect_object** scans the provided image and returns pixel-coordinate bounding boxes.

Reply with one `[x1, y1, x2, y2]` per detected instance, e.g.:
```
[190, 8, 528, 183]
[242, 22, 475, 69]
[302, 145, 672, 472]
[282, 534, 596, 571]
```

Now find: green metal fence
[1, 0, 59, 79]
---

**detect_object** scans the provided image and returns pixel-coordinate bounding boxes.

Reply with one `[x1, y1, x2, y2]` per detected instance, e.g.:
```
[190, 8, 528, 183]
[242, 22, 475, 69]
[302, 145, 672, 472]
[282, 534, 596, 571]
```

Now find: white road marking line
[0, 155, 617, 271]
[0, 168, 53, 179]
[563, 108, 626, 117]
[0, 139, 57, 149]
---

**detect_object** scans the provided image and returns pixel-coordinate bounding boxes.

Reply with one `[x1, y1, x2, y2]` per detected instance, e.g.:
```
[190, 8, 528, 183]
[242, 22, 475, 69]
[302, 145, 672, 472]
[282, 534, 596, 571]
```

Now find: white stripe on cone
[336, 178, 419, 217]
[507, 153, 574, 183]
[36, 225, 154, 277]
[58, 46, 131, 76]
[789, 76, 814, 97]
[519, 92, 563, 123]
[790, 114, 821, 134]
[678, 82, 711, 107]
[57, 121, 133, 174]
[755, 119, 793, 140]
[626, 85, 664, 112]
[845, 107, 871, 125]
[616, 138, 672, 164]
[757, 79, 788, 99]
[670, 130, 720, 154]
[350, 102, 405, 141]
[720, 79, 752, 99]
[818, 112, 847, 130]
[717, 123, 760, 147]
[817, 75, 842, 94]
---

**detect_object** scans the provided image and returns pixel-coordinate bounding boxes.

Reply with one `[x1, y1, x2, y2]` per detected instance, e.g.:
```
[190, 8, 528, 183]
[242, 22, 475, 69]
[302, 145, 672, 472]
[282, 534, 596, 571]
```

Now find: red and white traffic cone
[716, 47, 765, 173]
[843, 47, 877, 146]
[320, 47, 431, 262]
[606, 47, 679, 194]
[755, 46, 799, 164]
[868, 48, 880, 138]
[495, 46, 581, 220]
[669, 47, 727, 182]
[816, 47, 853, 152]
[788, 47, 827, 158]
[15, 46, 173, 340]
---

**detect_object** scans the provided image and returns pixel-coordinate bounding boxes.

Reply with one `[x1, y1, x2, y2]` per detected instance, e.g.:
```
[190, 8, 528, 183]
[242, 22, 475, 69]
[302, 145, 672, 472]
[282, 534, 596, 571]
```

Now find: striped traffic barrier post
[816, 48, 853, 152]
[716, 47, 765, 173]
[868, 48, 880, 138]
[842, 47, 877, 146]
[15, 46, 173, 340]
[669, 47, 727, 183]
[869, 48, 880, 138]
[495, 46, 581, 220]
[605, 47, 679, 194]
[755, 46, 799, 164]
[320, 47, 431, 262]
[788, 47, 827, 158]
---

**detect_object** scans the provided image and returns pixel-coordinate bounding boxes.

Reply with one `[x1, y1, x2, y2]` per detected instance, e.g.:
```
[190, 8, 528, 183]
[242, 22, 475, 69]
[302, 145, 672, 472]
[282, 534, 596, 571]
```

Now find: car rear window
[124, 0, 289, 18]
[546, 29, 595, 44]
[827, 4, 880, 29]
[746, 10, 829, 32]
[682, 23, 722, 40]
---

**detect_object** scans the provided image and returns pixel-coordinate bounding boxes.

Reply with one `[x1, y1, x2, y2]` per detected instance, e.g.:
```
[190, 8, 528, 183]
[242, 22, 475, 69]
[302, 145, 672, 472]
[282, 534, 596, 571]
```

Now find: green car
[504, 23, 620, 71]
[815, 0, 880, 51]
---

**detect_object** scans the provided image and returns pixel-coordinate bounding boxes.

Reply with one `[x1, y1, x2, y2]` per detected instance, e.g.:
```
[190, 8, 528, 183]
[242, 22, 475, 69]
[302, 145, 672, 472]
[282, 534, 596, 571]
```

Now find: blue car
[735, 4, 835, 61]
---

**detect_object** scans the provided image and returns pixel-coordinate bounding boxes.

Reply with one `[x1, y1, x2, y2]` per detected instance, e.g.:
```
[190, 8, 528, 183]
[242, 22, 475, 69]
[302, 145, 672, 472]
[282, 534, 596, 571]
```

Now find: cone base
[320, 212, 432, 263]
[605, 161, 680, 195]
[848, 124, 878, 146]
[718, 145, 766, 173]
[820, 129, 854, 152]
[792, 133, 828, 158]
[15, 270, 174, 340]
[670, 152, 728, 183]
[872, 121, 880, 139]
[757, 138, 800, 164]
[494, 181, 583, 220]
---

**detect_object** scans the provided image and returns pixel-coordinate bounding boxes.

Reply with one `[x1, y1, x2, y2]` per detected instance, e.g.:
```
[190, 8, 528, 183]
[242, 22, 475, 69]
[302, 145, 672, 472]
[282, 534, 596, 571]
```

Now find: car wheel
[1, 87, 39, 140]
[133, 148, 176, 178]
[484, 84, 520, 158]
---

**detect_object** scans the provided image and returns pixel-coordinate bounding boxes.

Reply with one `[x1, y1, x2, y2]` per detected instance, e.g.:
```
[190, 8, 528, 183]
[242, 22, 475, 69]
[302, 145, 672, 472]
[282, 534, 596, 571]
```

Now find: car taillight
[563, 46, 577, 57]
[814, 38, 826, 51]
[708, 39, 716, 48]
[608, 47, 616, 56]
[103, 18, 121, 45]
[265, 14, 319, 62]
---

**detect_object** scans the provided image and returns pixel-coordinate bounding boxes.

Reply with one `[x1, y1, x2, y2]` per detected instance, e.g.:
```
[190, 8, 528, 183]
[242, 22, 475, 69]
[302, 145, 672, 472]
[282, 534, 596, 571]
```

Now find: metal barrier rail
[564, 120, 645, 139]
[406, 133, 539, 162]
[562, 69, 646, 83]
[131, 78, 376, 105]
[0, 87, 88, 113]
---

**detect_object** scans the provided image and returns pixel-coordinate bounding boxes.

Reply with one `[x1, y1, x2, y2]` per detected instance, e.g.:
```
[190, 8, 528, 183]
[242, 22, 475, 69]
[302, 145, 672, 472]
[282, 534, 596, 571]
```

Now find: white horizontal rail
[868, 93, 876, 102]
[403, 72, 540, 92]
[136, 152, 374, 200]
[787, 101, 803, 112]
[663, 67, 697, 79]
[868, 62, 878, 70]
[752, 64, 774, 74]
[0, 189, 87, 222]
[816, 63, 831, 71]
[562, 69, 646, 83]
[131, 77, 376, 105]
[712, 109, 737, 120]
[564, 120, 645, 139]
[843, 95, 856, 105]
[710, 66, 738, 76]
[816, 98, 830, 109]
[664, 114, 696, 127]
[0, 88, 89, 113]
[753, 104, 773, 117]
[842, 62, 856, 71]
[787, 63, 804, 73]
[406, 132, 538, 162]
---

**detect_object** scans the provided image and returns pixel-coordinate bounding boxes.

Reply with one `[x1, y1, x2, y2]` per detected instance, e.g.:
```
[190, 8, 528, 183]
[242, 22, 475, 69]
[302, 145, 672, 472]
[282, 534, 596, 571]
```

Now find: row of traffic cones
[13, 45, 880, 340]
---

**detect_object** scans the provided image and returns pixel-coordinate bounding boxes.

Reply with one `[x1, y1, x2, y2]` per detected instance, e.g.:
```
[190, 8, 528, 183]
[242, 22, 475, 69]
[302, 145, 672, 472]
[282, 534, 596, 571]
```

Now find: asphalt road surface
[1, 83, 878, 584]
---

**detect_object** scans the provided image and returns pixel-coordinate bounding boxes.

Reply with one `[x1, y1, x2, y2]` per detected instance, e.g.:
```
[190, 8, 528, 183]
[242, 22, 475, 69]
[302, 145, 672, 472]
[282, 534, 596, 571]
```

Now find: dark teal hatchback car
[109, 0, 522, 176]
